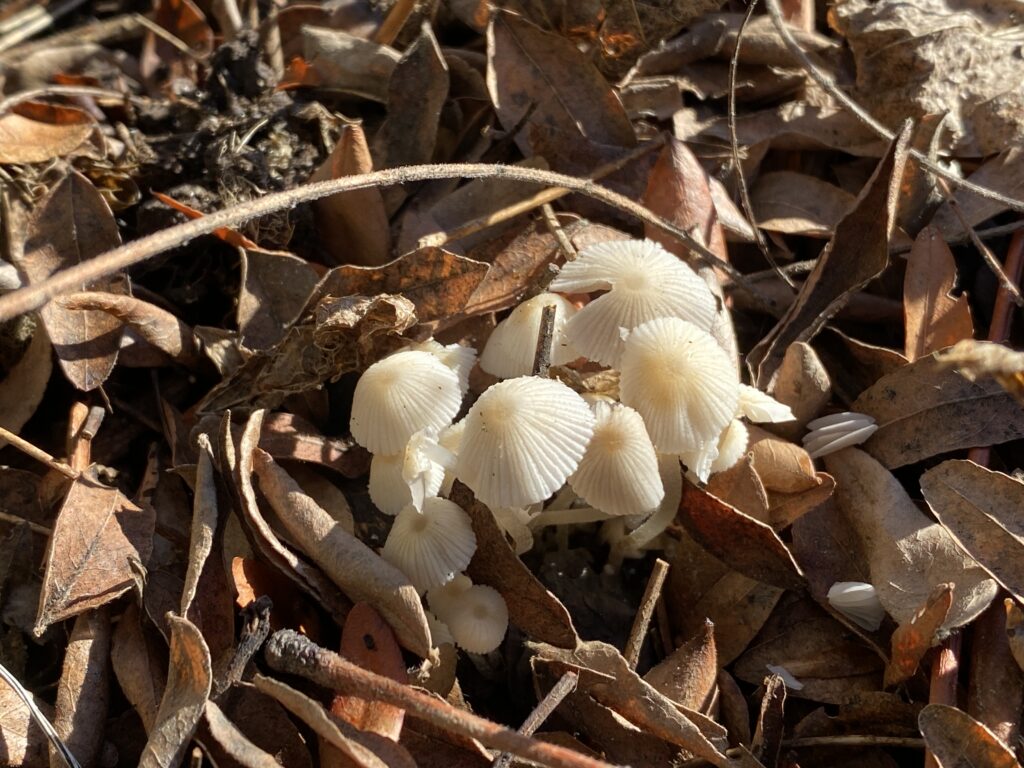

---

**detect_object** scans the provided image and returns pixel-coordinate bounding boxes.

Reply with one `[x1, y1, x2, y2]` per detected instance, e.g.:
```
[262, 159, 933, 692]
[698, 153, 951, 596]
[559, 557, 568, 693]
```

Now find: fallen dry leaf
[0, 675, 52, 768]
[35, 476, 155, 634]
[110, 602, 166, 734]
[884, 583, 953, 688]
[751, 674, 786, 768]
[644, 619, 718, 712]
[768, 341, 831, 439]
[0, 102, 96, 164]
[200, 700, 283, 768]
[853, 352, 1024, 467]
[180, 434, 217, 617]
[750, 171, 856, 238]
[903, 227, 973, 362]
[918, 703, 1022, 768]
[0, 326, 51, 447]
[51, 608, 110, 768]
[297, 26, 400, 102]
[937, 340, 1024, 405]
[826, 448, 997, 630]
[198, 687, 313, 768]
[238, 249, 320, 349]
[20, 171, 126, 391]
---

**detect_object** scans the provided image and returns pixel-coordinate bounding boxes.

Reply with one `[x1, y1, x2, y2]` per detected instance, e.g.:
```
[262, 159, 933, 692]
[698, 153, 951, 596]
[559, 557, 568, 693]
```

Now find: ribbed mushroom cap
[381, 498, 477, 592]
[570, 401, 663, 516]
[738, 384, 795, 423]
[549, 239, 717, 366]
[411, 339, 477, 394]
[427, 573, 472, 621]
[350, 350, 462, 455]
[619, 317, 739, 455]
[710, 419, 750, 475]
[827, 581, 886, 631]
[444, 583, 509, 654]
[802, 412, 878, 459]
[368, 429, 449, 515]
[456, 377, 595, 508]
[479, 293, 578, 379]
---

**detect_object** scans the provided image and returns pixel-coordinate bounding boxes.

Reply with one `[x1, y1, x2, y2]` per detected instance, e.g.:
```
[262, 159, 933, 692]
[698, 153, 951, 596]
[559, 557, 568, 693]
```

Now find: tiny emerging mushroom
[802, 412, 878, 459]
[569, 401, 663, 517]
[456, 376, 595, 509]
[548, 239, 717, 366]
[479, 293, 578, 379]
[428, 575, 509, 655]
[350, 350, 462, 455]
[619, 317, 738, 461]
[737, 384, 795, 423]
[381, 498, 477, 593]
[827, 581, 886, 631]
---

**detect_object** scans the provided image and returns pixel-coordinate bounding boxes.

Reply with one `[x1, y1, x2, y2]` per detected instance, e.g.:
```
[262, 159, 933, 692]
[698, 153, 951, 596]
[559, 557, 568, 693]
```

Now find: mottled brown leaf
[677, 479, 806, 591]
[749, 124, 911, 386]
[644, 619, 717, 712]
[918, 704, 1021, 768]
[238, 249, 320, 350]
[451, 482, 578, 648]
[884, 584, 952, 687]
[903, 227, 973, 362]
[139, 615, 211, 768]
[853, 353, 1024, 468]
[35, 478, 154, 634]
[20, 171, 126, 391]
[921, 461, 1024, 605]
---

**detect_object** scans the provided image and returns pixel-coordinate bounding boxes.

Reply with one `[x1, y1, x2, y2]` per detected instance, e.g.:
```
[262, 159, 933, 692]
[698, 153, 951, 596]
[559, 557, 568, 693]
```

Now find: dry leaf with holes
[903, 227, 973, 361]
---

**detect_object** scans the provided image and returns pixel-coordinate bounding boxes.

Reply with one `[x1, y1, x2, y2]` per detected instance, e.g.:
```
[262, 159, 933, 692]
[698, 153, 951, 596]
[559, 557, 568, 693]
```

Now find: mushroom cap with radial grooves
[570, 401, 663, 516]
[710, 419, 750, 475]
[381, 498, 477, 593]
[620, 317, 738, 455]
[349, 350, 462, 455]
[456, 376, 595, 509]
[827, 581, 886, 631]
[444, 583, 509, 654]
[549, 239, 717, 366]
[410, 339, 477, 394]
[479, 293, 578, 379]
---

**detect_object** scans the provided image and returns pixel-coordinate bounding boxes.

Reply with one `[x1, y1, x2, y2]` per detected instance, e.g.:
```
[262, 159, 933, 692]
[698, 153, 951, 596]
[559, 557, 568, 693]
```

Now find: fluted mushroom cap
[456, 376, 595, 508]
[479, 293, 578, 379]
[549, 239, 717, 366]
[410, 339, 477, 394]
[350, 350, 462, 455]
[570, 401, 663, 516]
[737, 384, 795, 423]
[381, 498, 477, 592]
[619, 317, 739, 455]
[827, 581, 886, 631]
[444, 583, 509, 654]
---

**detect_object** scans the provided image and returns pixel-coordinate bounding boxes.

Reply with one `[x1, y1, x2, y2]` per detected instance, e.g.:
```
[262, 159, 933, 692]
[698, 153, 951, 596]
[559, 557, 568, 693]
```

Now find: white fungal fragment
[410, 339, 477, 394]
[766, 665, 804, 691]
[549, 239, 717, 366]
[827, 581, 886, 631]
[802, 412, 878, 459]
[479, 293, 578, 378]
[737, 384, 796, 423]
[709, 419, 750, 475]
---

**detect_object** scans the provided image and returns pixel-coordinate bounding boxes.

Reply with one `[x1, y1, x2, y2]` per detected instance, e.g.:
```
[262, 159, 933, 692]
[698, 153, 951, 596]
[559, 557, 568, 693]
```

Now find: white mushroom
[570, 401, 663, 516]
[410, 339, 477, 394]
[549, 239, 717, 366]
[737, 384, 795, 423]
[456, 376, 595, 508]
[802, 412, 878, 459]
[381, 498, 477, 592]
[709, 419, 750, 475]
[350, 350, 462, 455]
[368, 428, 451, 515]
[430, 578, 509, 655]
[479, 293, 578, 379]
[827, 581, 886, 631]
[619, 317, 739, 457]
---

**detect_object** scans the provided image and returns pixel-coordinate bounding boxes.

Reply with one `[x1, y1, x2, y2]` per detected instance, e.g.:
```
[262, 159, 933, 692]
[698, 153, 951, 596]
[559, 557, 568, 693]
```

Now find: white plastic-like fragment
[456, 377, 595, 509]
[350, 350, 462, 455]
[410, 339, 477, 394]
[549, 239, 717, 366]
[827, 581, 886, 631]
[381, 498, 477, 592]
[444, 583, 509, 654]
[737, 384, 795, 423]
[802, 412, 878, 459]
[620, 317, 739, 456]
[570, 401, 663, 516]
[766, 665, 804, 691]
[479, 293, 578, 379]
[709, 419, 750, 475]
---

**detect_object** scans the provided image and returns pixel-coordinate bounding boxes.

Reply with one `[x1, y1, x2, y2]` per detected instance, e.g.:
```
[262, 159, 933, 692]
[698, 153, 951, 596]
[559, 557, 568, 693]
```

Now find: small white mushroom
[368, 428, 450, 515]
[737, 384, 795, 423]
[431, 579, 509, 655]
[456, 376, 595, 509]
[548, 239, 717, 366]
[619, 317, 739, 456]
[479, 293, 578, 379]
[802, 412, 878, 459]
[570, 401, 663, 516]
[437, 419, 466, 496]
[381, 498, 477, 592]
[827, 581, 886, 631]
[410, 339, 477, 394]
[350, 350, 462, 455]
[709, 419, 750, 475]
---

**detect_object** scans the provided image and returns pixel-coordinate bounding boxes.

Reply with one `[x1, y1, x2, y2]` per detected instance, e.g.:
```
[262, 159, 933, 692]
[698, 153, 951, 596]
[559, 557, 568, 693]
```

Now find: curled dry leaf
[297, 26, 400, 102]
[643, 619, 718, 712]
[825, 448, 997, 631]
[747, 425, 819, 494]
[253, 448, 431, 657]
[110, 603, 166, 734]
[920, 460, 1024, 605]
[139, 614, 211, 768]
[0, 673, 53, 768]
[884, 583, 953, 688]
[748, 123, 911, 386]
[180, 434, 217, 617]
[450, 482, 578, 649]
[35, 477, 155, 634]
[0, 326, 51, 447]
[258, 412, 370, 479]
[750, 171, 856, 238]
[230, 556, 323, 638]
[238, 249, 321, 349]
[52, 608, 110, 768]
[918, 704, 1022, 768]
[751, 674, 786, 768]
[0, 102, 96, 164]
[853, 352, 1024, 468]
[198, 687, 313, 768]
[677, 479, 806, 591]
[903, 227, 973, 362]
[937, 340, 1024, 406]
[768, 341, 831, 440]
[200, 701, 283, 768]
[20, 171, 126, 391]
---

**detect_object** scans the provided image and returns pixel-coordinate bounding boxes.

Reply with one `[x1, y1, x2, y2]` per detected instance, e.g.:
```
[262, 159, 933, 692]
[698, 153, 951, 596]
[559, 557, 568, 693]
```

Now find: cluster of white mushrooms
[349, 239, 797, 654]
